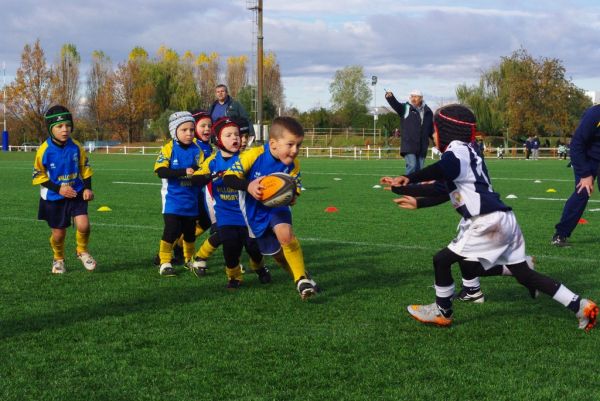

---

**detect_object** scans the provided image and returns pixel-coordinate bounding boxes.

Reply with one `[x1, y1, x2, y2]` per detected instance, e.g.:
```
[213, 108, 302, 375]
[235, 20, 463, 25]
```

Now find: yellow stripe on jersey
[194, 153, 217, 176]
[32, 141, 50, 186]
[224, 146, 265, 179]
[73, 139, 93, 179]
[154, 141, 175, 172]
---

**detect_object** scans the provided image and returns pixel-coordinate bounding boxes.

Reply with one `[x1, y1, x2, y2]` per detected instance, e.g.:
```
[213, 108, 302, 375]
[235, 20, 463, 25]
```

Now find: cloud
[1, 0, 599, 111]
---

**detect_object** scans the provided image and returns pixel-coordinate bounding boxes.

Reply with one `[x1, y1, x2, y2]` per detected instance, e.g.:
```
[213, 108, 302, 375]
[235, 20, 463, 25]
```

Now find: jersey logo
[50, 163, 56, 169]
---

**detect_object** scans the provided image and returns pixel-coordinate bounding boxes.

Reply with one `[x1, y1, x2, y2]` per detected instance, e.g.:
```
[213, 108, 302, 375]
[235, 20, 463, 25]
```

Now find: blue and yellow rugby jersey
[198, 141, 213, 159]
[154, 139, 203, 216]
[32, 138, 93, 201]
[195, 151, 246, 227]
[224, 143, 302, 237]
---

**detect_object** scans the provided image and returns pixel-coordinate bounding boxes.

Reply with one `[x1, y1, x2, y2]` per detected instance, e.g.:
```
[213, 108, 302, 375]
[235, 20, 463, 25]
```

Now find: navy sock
[436, 296, 453, 317]
[567, 296, 582, 313]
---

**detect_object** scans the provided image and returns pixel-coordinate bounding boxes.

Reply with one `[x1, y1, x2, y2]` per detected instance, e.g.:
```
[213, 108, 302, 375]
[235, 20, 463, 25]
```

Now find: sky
[1, 0, 600, 111]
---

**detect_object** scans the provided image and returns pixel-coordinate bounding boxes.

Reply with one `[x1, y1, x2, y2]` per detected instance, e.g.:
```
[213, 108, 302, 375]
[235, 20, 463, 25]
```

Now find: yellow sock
[176, 235, 184, 248]
[50, 236, 65, 260]
[196, 238, 217, 259]
[75, 231, 90, 254]
[225, 265, 243, 281]
[183, 240, 195, 262]
[159, 240, 174, 264]
[281, 238, 306, 282]
[249, 257, 264, 272]
[195, 224, 205, 238]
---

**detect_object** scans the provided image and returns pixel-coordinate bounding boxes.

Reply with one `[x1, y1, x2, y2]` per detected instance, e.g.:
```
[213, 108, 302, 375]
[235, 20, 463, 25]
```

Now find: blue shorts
[38, 196, 88, 229]
[255, 208, 292, 255]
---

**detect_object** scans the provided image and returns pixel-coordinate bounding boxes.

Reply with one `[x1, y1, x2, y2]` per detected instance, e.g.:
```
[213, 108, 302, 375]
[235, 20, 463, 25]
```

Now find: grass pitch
[0, 151, 599, 401]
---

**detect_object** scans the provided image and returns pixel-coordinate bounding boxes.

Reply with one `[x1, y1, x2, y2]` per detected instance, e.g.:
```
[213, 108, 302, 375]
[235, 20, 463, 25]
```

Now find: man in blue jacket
[385, 89, 434, 174]
[552, 104, 600, 246]
[209, 84, 255, 137]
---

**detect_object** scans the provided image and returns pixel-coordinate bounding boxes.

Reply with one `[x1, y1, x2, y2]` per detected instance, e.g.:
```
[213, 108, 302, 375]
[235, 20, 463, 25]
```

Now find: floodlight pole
[2, 61, 8, 152]
[257, 0, 264, 140]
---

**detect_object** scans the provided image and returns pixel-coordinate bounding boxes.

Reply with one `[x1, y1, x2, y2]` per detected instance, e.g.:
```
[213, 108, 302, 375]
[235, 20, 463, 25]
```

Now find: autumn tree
[226, 55, 248, 98]
[113, 50, 156, 142]
[51, 43, 80, 111]
[263, 52, 284, 112]
[86, 50, 114, 140]
[196, 52, 220, 109]
[6, 39, 54, 142]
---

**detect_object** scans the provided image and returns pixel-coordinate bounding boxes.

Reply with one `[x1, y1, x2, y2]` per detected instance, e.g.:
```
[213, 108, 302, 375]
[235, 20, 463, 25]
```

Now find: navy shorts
[38, 196, 89, 229]
[255, 207, 292, 255]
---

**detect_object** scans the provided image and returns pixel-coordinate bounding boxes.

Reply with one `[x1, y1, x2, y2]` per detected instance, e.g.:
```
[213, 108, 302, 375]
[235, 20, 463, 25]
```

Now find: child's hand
[59, 185, 77, 198]
[83, 189, 94, 201]
[185, 168, 195, 176]
[381, 176, 410, 186]
[393, 196, 417, 209]
[247, 177, 265, 200]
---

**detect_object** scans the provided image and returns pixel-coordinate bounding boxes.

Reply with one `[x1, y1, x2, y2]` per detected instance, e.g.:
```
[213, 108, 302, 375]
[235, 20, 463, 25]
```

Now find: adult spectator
[531, 135, 540, 160]
[209, 84, 255, 137]
[551, 104, 600, 247]
[384, 89, 433, 174]
[524, 136, 533, 159]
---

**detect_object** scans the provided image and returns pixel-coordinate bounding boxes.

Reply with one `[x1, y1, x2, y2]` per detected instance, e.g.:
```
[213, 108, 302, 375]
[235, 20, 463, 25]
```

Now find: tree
[456, 48, 592, 138]
[171, 50, 201, 111]
[113, 58, 156, 142]
[226, 55, 248, 98]
[196, 52, 220, 109]
[51, 43, 80, 111]
[86, 50, 113, 140]
[329, 65, 372, 126]
[151, 45, 179, 111]
[6, 39, 54, 142]
[263, 52, 284, 112]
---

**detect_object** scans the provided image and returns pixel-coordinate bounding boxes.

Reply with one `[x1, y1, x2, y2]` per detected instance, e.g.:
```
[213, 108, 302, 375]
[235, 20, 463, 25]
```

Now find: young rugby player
[154, 111, 202, 276]
[382, 104, 598, 331]
[191, 117, 270, 288]
[223, 116, 318, 300]
[33, 105, 96, 274]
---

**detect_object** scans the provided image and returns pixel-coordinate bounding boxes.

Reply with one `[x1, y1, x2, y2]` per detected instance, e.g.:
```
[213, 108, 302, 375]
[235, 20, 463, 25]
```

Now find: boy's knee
[274, 224, 295, 245]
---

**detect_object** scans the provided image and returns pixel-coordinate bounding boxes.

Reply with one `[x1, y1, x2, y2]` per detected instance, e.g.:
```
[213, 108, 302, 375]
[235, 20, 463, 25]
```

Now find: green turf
[1, 151, 598, 401]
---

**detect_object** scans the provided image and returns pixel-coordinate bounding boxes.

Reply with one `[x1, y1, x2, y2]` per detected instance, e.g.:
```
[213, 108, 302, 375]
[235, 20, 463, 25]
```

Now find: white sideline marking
[527, 197, 600, 203]
[3, 216, 597, 265]
[113, 181, 161, 186]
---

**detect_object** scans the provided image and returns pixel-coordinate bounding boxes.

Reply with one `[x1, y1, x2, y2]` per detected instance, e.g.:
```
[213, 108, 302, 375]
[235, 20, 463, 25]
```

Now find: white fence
[5, 145, 571, 160]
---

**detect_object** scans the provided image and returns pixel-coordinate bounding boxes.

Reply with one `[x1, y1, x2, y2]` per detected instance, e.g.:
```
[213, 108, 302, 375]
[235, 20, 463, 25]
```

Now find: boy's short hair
[270, 117, 304, 139]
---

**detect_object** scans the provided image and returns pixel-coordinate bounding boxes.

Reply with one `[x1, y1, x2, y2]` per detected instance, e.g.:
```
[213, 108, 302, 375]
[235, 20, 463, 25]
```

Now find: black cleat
[551, 234, 569, 247]
[455, 288, 485, 303]
[256, 266, 272, 284]
[227, 279, 242, 290]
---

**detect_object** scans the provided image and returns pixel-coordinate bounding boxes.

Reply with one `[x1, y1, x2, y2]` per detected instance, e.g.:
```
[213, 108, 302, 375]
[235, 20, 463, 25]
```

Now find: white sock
[552, 285, 577, 307]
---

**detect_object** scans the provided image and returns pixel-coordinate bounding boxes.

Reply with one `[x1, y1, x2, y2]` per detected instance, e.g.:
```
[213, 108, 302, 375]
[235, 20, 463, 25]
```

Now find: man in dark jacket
[385, 89, 434, 174]
[552, 104, 600, 246]
[209, 84, 255, 137]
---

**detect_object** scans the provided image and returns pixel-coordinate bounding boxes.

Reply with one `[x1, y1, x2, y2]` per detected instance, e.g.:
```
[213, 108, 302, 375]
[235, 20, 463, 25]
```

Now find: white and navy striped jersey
[440, 140, 510, 218]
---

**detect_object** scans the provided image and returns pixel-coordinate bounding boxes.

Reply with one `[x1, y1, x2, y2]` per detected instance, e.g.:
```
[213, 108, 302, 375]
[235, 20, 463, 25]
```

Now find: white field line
[527, 197, 600, 203]
[3, 216, 597, 265]
[113, 181, 160, 186]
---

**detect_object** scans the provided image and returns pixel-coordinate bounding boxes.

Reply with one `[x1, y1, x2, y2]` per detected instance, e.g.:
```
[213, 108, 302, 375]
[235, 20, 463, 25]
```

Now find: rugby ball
[260, 173, 297, 207]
